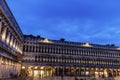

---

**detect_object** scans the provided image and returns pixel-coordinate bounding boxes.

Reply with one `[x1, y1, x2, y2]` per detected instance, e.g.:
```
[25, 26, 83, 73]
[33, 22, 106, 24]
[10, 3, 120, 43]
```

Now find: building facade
[22, 35, 120, 79]
[0, 0, 24, 79]
[1, 0, 120, 80]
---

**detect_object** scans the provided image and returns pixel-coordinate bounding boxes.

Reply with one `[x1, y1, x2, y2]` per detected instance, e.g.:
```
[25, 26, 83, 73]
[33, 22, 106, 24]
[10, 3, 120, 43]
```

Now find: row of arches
[23, 55, 120, 67]
[0, 15, 22, 54]
[0, 55, 21, 79]
[24, 43, 120, 58]
[21, 66, 120, 78]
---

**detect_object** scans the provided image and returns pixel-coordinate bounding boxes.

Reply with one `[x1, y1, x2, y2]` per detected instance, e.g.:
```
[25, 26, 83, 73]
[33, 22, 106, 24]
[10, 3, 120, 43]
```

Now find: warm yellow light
[34, 70, 39, 77]
[28, 66, 33, 69]
[22, 66, 25, 69]
[6, 38, 10, 44]
[2, 61, 4, 63]
[9, 62, 11, 65]
[6, 62, 8, 64]
[28, 66, 31, 69]
[116, 47, 120, 50]
[35, 66, 38, 69]
[82, 43, 92, 47]
[41, 39, 52, 43]
[41, 66, 44, 69]
[40, 70, 44, 75]
[2, 33, 6, 41]
[76, 67, 79, 69]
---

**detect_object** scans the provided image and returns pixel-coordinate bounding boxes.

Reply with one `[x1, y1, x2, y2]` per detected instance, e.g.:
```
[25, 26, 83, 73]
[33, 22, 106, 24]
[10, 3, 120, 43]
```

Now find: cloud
[6, 0, 120, 46]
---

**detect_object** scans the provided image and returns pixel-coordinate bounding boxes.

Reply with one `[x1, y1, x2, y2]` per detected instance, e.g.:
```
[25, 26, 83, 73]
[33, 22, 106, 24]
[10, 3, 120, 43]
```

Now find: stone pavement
[2, 76, 120, 80]
[4, 76, 33, 80]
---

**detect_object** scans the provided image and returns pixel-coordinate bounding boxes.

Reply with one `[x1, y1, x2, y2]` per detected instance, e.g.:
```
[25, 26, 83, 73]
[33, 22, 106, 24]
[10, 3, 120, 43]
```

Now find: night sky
[6, 0, 120, 46]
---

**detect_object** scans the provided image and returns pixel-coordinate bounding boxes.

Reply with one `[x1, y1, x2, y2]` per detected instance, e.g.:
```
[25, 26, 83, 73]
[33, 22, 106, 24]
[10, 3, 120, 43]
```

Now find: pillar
[103, 69, 108, 78]
[79, 68, 81, 76]
[118, 70, 120, 76]
[28, 45, 30, 52]
[13, 40, 16, 50]
[4, 60, 7, 78]
[69, 67, 71, 76]
[32, 67, 34, 78]
[0, 21, 2, 38]
[63, 67, 64, 76]
[6, 31, 10, 44]
[37, 46, 39, 52]
[88, 68, 90, 77]
[10, 36, 13, 48]
[6, 60, 9, 78]
[116, 70, 118, 76]
[84, 68, 86, 77]
[74, 67, 77, 77]
[111, 69, 114, 77]
[45, 67, 47, 77]
[31, 46, 33, 52]
[57, 67, 59, 76]
[46, 67, 48, 77]
[15, 41, 18, 50]
[98, 68, 100, 78]
[15, 42, 18, 51]
[2, 26, 7, 42]
[50, 67, 52, 77]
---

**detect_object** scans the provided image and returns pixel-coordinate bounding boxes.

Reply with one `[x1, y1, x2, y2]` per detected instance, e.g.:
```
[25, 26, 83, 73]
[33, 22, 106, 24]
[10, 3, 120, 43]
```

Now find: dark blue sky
[7, 0, 120, 45]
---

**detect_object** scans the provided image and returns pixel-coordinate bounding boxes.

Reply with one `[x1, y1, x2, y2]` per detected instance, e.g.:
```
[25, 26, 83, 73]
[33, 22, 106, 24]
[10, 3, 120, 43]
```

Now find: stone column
[6, 32, 11, 45]
[32, 67, 34, 78]
[111, 69, 114, 77]
[44, 67, 47, 77]
[79, 68, 81, 76]
[84, 68, 86, 77]
[2, 26, 7, 42]
[46, 67, 48, 77]
[28, 45, 30, 52]
[31, 46, 33, 52]
[6, 60, 9, 78]
[69, 67, 71, 76]
[37, 46, 39, 52]
[98, 68, 100, 78]
[4, 60, 7, 78]
[118, 70, 120, 76]
[116, 70, 118, 76]
[63, 67, 64, 76]
[57, 67, 59, 76]
[74, 68, 76, 76]
[0, 21, 2, 38]
[34, 46, 36, 52]
[87, 68, 90, 77]
[13, 40, 16, 50]
[10, 36, 13, 48]
[16, 42, 18, 51]
[17, 42, 19, 51]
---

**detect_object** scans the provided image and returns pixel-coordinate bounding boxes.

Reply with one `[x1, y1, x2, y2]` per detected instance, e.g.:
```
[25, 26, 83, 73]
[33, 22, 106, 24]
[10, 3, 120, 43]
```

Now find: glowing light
[116, 47, 120, 50]
[2, 34, 5, 41]
[28, 66, 32, 69]
[40, 70, 44, 75]
[2, 61, 3, 63]
[6, 62, 8, 64]
[22, 66, 25, 69]
[41, 66, 44, 69]
[82, 43, 92, 47]
[6, 38, 10, 44]
[34, 66, 38, 69]
[40, 39, 52, 43]
[34, 70, 39, 77]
